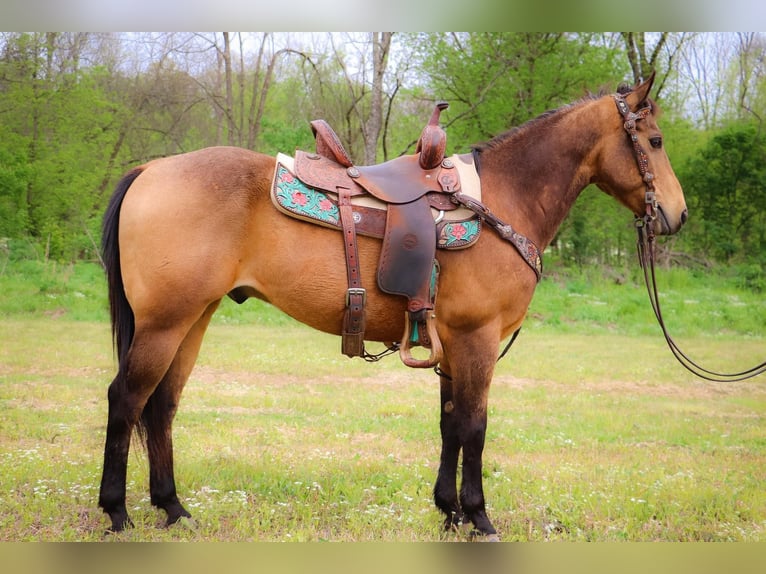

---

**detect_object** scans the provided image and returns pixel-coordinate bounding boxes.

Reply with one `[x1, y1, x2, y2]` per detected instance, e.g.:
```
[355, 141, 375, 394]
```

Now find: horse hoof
[104, 515, 133, 535]
[469, 529, 501, 542]
[169, 516, 198, 531]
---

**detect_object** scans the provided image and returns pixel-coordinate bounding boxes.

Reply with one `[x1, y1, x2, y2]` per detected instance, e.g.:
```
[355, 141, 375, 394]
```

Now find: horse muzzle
[655, 204, 688, 236]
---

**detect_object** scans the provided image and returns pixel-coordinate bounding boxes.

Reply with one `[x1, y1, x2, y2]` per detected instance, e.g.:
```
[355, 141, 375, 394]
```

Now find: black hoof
[443, 510, 465, 532]
[164, 502, 192, 527]
[469, 529, 501, 542]
[104, 515, 134, 535]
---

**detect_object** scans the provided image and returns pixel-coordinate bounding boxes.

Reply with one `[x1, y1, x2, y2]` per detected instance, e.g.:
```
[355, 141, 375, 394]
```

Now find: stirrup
[399, 310, 443, 368]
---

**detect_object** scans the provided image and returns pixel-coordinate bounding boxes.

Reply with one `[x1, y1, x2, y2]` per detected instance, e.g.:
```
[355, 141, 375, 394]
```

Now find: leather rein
[615, 94, 766, 382]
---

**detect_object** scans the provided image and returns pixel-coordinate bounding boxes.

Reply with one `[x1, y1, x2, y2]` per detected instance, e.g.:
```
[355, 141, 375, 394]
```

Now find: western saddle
[291, 102, 460, 368]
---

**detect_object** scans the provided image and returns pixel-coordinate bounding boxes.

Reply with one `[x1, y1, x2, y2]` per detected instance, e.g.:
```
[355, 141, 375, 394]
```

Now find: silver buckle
[345, 288, 366, 306]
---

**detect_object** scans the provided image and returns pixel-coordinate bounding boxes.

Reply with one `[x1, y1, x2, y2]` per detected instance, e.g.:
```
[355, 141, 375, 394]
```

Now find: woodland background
[0, 32, 764, 285]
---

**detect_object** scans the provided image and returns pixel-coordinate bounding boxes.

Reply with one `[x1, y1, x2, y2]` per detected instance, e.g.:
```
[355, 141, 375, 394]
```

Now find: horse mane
[472, 82, 657, 154]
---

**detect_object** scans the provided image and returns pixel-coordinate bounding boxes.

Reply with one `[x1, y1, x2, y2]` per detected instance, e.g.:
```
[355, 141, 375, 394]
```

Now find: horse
[98, 73, 688, 539]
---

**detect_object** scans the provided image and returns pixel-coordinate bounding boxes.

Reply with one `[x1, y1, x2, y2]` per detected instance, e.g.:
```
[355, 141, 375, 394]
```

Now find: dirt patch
[189, 364, 434, 389]
[492, 373, 766, 400]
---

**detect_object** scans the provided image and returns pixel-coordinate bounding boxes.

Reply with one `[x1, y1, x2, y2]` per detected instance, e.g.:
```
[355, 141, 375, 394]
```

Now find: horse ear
[626, 70, 655, 110]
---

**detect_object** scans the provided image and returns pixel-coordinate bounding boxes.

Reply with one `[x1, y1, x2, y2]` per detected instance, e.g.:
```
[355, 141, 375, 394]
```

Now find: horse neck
[479, 100, 605, 250]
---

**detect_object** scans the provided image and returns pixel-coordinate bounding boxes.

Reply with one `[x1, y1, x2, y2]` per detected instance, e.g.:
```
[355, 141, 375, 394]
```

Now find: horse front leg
[458, 405, 496, 539]
[433, 336, 499, 540]
[434, 373, 463, 530]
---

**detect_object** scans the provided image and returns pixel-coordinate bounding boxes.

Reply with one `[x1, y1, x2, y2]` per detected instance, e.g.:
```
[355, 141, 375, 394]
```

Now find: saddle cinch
[271, 103, 482, 368]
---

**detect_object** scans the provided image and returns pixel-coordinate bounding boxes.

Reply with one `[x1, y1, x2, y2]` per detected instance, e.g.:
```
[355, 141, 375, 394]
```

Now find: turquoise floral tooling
[438, 220, 480, 248]
[274, 165, 339, 225]
[274, 162, 481, 249]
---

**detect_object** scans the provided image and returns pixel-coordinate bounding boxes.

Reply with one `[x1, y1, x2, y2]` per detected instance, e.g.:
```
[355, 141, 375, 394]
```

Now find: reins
[616, 93, 766, 382]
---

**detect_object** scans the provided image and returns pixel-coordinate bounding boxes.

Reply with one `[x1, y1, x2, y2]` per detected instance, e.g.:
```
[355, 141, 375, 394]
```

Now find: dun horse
[98, 74, 687, 538]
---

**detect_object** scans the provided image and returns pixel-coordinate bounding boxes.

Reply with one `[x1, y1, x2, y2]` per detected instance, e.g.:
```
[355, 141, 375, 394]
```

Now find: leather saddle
[290, 103, 462, 368]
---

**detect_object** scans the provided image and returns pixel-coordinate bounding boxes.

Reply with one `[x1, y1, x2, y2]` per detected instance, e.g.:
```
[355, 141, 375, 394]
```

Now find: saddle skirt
[271, 152, 483, 250]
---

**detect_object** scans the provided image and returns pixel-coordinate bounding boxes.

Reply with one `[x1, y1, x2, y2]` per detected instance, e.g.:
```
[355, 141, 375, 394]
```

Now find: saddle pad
[271, 153, 482, 250]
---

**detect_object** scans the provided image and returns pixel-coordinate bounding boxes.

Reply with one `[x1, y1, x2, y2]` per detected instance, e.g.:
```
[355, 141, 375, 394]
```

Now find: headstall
[614, 93, 765, 382]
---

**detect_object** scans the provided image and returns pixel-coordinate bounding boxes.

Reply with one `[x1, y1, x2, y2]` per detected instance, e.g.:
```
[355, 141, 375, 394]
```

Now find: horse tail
[102, 167, 144, 368]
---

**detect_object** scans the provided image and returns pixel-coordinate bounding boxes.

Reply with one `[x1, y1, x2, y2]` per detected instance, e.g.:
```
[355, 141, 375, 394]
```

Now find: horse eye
[649, 136, 663, 149]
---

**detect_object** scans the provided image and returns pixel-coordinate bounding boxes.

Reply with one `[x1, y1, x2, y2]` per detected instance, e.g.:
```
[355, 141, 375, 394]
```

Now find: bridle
[615, 93, 766, 382]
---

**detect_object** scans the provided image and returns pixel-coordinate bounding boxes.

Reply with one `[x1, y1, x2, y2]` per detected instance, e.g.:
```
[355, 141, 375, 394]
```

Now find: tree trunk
[247, 33, 270, 150]
[238, 33, 246, 146]
[222, 32, 235, 146]
[363, 32, 392, 164]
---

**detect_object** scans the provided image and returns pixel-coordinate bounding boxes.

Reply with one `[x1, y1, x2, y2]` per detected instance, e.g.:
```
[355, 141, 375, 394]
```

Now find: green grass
[0, 260, 764, 541]
[1, 318, 764, 541]
[529, 263, 766, 338]
[1, 259, 764, 338]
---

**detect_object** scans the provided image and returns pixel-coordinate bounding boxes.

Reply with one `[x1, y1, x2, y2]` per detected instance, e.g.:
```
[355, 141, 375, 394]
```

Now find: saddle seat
[288, 103, 463, 368]
[311, 101, 449, 173]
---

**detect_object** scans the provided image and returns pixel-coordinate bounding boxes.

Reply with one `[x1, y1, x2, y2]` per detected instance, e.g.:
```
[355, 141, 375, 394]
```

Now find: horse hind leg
[140, 301, 220, 527]
[98, 300, 218, 533]
[99, 324, 189, 532]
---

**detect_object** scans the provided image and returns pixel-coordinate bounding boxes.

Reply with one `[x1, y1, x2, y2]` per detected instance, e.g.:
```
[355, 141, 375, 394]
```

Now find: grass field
[0, 260, 764, 541]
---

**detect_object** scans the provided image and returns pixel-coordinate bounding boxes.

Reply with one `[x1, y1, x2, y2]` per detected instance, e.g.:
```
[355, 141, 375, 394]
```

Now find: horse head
[594, 73, 688, 236]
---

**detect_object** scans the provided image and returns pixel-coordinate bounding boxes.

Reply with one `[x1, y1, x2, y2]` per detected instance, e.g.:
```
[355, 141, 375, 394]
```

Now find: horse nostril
[680, 209, 688, 226]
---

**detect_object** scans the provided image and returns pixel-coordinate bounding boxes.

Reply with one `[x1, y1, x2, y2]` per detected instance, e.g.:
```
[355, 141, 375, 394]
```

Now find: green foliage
[551, 186, 636, 267]
[0, 35, 125, 261]
[679, 122, 766, 264]
[0, 133, 31, 239]
[413, 32, 627, 149]
[733, 262, 766, 292]
[0, 32, 764, 271]
[0, 260, 108, 320]
[1, 259, 763, 340]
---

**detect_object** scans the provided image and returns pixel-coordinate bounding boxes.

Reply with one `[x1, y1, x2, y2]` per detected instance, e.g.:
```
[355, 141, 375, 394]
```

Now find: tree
[0, 31, 763, 267]
[675, 33, 732, 129]
[413, 33, 627, 150]
[362, 32, 393, 164]
[263, 33, 401, 164]
[680, 123, 766, 263]
[732, 33, 766, 123]
[0, 33, 123, 259]
[621, 32, 689, 94]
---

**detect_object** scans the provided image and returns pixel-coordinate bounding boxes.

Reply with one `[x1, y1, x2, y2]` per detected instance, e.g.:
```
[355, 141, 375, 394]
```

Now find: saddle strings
[361, 342, 400, 362]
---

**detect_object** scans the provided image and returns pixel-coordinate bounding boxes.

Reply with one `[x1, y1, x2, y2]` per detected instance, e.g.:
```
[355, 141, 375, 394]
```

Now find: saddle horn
[417, 102, 449, 170]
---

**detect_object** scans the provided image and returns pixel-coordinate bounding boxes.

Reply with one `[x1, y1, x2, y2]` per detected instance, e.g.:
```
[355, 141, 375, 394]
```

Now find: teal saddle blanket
[270, 152, 482, 250]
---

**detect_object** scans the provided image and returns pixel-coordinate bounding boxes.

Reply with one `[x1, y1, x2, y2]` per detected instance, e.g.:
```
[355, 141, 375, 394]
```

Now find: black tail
[102, 167, 144, 368]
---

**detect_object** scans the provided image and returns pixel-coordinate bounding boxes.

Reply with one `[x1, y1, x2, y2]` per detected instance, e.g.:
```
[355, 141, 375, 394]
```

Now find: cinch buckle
[345, 288, 366, 306]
